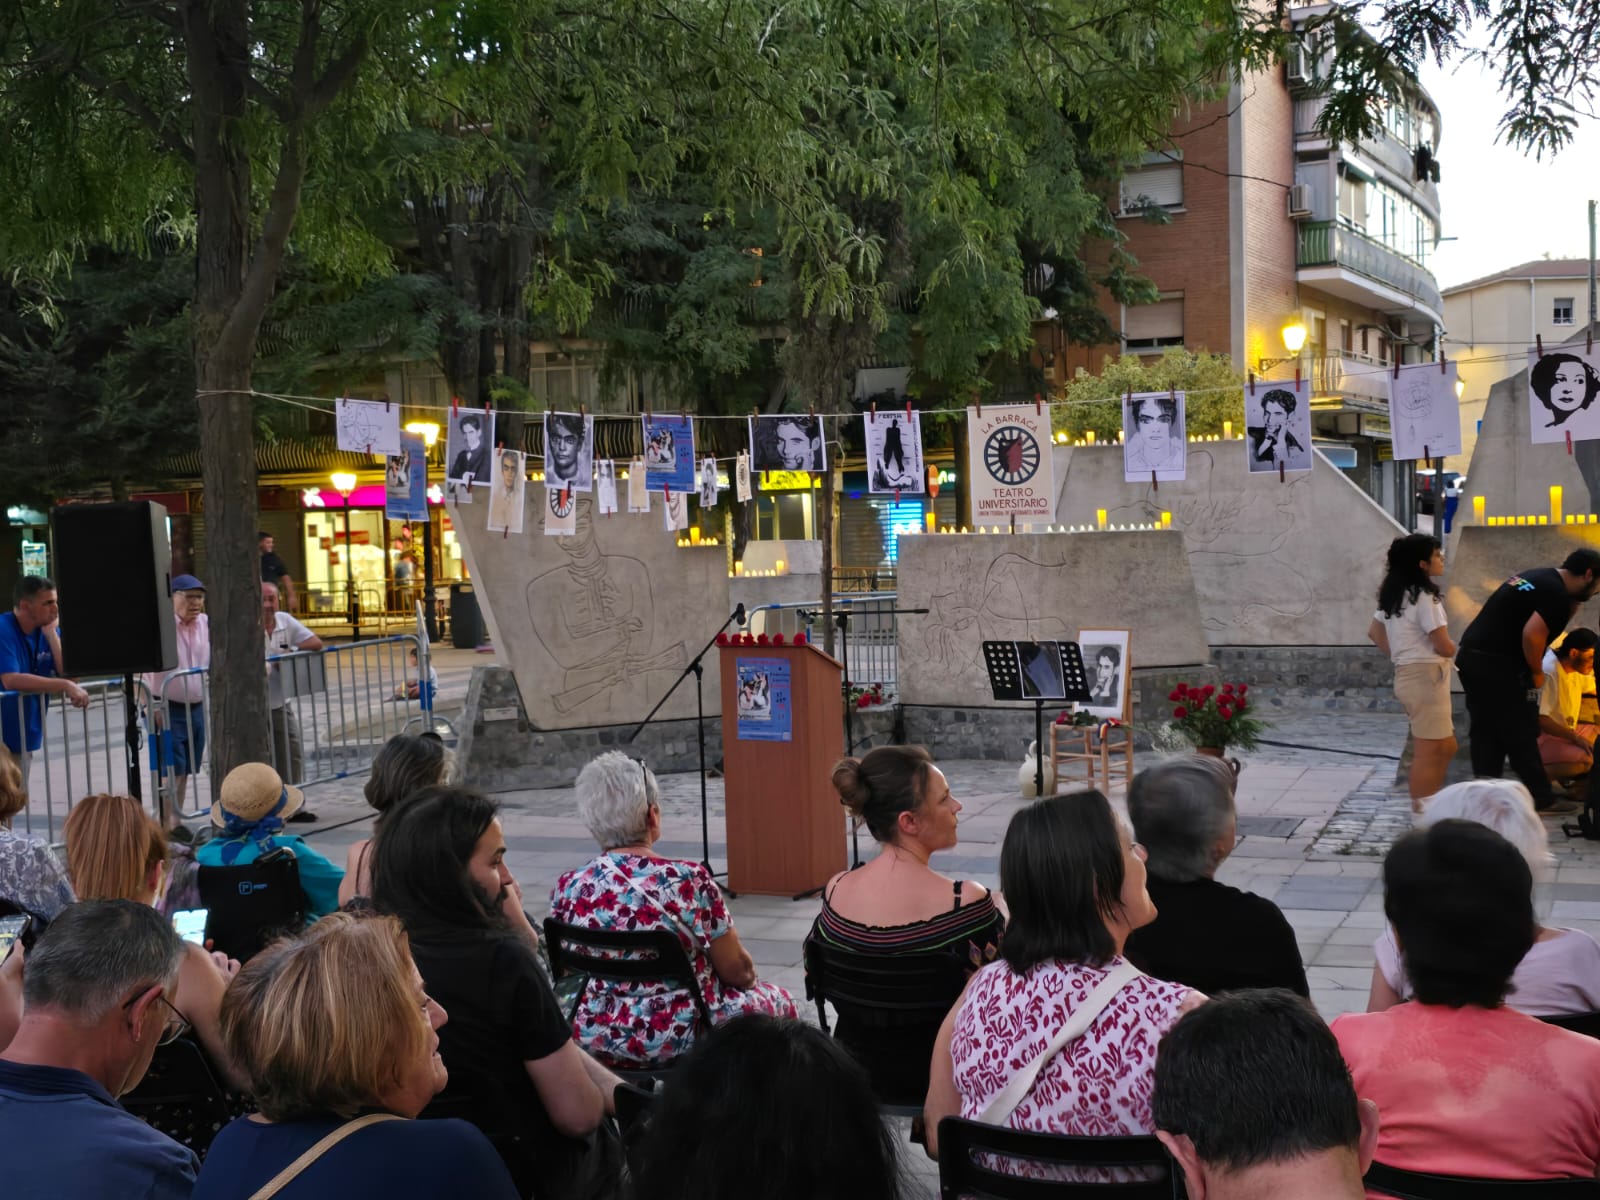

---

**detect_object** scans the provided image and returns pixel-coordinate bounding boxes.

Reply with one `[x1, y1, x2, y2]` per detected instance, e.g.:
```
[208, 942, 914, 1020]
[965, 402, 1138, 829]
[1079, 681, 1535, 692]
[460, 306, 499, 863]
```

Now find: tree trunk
[819, 415, 835, 658]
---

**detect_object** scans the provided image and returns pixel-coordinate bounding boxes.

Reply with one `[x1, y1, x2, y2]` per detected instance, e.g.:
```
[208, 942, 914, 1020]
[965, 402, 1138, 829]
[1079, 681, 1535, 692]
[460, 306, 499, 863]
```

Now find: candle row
[915, 517, 1175, 534]
[1483, 515, 1600, 526]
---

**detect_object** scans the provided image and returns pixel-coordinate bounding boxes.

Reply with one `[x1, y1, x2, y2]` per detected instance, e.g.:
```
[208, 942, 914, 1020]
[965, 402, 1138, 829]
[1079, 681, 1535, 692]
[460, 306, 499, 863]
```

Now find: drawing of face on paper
[596, 459, 618, 514]
[627, 458, 650, 513]
[663, 490, 689, 532]
[1527, 348, 1600, 444]
[735, 452, 752, 501]
[544, 484, 577, 536]
[699, 457, 719, 508]
[1388, 361, 1463, 460]
[335, 398, 401, 457]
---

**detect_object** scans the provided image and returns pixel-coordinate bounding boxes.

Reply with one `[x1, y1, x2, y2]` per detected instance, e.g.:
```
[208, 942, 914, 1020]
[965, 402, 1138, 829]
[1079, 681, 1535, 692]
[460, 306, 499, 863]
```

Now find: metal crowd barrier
[746, 593, 900, 687]
[2, 634, 434, 841]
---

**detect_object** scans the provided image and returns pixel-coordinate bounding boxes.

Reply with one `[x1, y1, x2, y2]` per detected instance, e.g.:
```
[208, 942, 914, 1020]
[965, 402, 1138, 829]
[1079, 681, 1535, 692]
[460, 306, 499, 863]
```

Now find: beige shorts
[1394, 661, 1453, 740]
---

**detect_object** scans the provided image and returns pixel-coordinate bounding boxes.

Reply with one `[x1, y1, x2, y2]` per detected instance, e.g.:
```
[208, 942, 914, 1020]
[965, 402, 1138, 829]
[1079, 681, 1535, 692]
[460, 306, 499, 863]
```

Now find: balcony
[1308, 350, 1391, 410]
[1296, 220, 1443, 326]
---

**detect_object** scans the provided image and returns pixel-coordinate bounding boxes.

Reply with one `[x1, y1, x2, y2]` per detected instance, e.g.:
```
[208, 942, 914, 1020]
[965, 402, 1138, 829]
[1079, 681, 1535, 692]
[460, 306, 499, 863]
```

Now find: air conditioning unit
[1286, 44, 1310, 85]
[1287, 184, 1313, 218]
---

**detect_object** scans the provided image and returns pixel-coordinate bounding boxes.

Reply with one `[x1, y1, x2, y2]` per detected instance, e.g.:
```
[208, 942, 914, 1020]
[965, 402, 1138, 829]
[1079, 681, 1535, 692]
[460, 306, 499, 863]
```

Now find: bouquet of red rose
[1166, 681, 1266, 752]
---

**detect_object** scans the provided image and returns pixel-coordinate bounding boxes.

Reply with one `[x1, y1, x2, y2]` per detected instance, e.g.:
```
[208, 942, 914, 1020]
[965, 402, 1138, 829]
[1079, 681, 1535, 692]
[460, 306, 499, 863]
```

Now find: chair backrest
[120, 1037, 240, 1161]
[804, 937, 972, 1028]
[614, 1081, 657, 1175]
[1364, 1160, 1600, 1198]
[1540, 1011, 1600, 1039]
[543, 918, 713, 1031]
[197, 850, 306, 963]
[937, 1117, 1180, 1199]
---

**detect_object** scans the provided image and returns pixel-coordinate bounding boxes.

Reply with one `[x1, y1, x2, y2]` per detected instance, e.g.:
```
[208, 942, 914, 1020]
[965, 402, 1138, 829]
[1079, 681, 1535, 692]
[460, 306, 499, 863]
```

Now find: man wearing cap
[142, 575, 209, 832]
[195, 762, 344, 920]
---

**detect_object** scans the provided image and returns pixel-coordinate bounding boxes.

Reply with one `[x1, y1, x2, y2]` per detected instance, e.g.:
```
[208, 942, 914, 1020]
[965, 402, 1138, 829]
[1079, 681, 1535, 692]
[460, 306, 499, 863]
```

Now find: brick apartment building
[1041, 6, 1446, 521]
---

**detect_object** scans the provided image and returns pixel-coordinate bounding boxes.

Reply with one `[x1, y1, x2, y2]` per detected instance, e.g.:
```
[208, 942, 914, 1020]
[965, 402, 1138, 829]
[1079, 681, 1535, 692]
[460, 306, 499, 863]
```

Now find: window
[1338, 175, 1367, 228]
[1555, 298, 1576, 326]
[1124, 295, 1184, 351]
[1119, 160, 1182, 214]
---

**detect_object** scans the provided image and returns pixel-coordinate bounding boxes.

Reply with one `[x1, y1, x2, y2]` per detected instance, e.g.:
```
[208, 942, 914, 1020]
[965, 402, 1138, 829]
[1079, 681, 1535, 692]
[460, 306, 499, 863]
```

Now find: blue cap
[172, 574, 206, 593]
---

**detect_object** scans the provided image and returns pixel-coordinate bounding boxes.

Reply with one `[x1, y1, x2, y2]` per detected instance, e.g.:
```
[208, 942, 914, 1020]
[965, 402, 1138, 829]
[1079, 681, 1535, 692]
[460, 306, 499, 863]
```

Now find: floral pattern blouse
[0, 828, 75, 919]
[549, 852, 796, 1067]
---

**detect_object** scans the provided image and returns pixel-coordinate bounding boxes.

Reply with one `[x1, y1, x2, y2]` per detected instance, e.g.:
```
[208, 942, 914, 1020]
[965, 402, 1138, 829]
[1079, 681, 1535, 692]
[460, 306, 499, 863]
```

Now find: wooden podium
[718, 641, 847, 896]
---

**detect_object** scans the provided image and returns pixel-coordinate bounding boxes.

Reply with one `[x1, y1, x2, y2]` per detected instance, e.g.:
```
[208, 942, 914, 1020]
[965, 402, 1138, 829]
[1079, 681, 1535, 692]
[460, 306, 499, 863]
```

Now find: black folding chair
[936, 1117, 1182, 1199]
[803, 935, 971, 1112]
[197, 849, 306, 963]
[543, 919, 713, 1082]
[1365, 1161, 1600, 1198]
[1540, 1011, 1600, 1039]
[120, 1037, 244, 1162]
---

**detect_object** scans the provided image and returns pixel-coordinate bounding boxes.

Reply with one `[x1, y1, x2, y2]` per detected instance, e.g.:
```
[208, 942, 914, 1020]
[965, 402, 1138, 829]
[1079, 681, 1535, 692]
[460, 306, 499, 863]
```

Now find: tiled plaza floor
[280, 704, 1600, 1197]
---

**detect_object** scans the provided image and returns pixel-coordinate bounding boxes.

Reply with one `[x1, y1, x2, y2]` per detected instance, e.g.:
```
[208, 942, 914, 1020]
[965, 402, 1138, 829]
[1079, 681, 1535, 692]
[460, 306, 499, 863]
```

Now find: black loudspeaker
[51, 502, 177, 676]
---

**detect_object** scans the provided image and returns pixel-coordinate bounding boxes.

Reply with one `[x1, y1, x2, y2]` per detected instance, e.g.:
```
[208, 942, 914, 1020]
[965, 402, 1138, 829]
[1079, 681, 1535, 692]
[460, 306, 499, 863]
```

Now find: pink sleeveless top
[952, 956, 1193, 1137]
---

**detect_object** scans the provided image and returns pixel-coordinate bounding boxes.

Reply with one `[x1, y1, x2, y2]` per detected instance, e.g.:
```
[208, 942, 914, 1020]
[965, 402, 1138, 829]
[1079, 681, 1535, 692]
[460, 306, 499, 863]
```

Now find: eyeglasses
[630, 756, 653, 803]
[123, 990, 192, 1047]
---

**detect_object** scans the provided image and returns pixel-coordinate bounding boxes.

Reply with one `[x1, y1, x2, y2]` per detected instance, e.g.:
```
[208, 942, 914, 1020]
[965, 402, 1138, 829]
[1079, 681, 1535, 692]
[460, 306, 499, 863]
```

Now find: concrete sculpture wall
[452, 494, 729, 728]
[1442, 525, 1600, 639]
[896, 530, 1211, 707]
[1054, 443, 1406, 645]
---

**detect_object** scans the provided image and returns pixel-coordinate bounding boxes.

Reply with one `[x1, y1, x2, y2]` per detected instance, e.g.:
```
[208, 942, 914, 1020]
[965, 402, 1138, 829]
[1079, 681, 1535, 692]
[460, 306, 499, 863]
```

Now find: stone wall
[1053, 442, 1406, 645]
[895, 529, 1211, 708]
[1442, 525, 1600, 641]
[1211, 645, 1402, 712]
[452, 494, 729, 729]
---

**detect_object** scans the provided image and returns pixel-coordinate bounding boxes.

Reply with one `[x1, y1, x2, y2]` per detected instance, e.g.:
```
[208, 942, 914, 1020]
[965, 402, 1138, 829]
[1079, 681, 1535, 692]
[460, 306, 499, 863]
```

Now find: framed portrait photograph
[1077, 628, 1131, 720]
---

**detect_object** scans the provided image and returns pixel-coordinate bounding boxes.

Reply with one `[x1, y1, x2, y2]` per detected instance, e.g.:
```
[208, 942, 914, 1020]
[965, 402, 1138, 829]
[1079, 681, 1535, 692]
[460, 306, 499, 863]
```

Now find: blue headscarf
[217, 787, 290, 865]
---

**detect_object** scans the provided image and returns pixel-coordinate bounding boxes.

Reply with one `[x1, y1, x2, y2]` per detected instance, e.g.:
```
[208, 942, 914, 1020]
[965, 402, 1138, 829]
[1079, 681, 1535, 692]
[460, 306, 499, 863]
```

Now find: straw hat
[213, 762, 305, 827]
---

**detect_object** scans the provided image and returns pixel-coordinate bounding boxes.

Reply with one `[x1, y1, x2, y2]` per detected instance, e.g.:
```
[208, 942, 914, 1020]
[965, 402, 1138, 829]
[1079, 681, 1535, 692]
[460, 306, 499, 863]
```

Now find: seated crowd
[4, 737, 1600, 1198]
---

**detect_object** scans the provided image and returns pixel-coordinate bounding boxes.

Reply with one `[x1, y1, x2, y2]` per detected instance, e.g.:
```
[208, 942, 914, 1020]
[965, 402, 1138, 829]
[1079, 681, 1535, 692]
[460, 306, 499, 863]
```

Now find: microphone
[734, 603, 747, 626]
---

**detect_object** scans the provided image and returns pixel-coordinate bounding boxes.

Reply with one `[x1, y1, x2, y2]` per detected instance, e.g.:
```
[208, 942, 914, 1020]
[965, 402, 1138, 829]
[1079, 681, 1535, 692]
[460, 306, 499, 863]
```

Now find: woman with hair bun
[805, 745, 1004, 1104]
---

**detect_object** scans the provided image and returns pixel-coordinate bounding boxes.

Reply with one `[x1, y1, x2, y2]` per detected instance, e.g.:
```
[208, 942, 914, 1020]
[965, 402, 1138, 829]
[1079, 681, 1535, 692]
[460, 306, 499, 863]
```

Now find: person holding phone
[0, 751, 73, 919]
[65, 794, 246, 1090]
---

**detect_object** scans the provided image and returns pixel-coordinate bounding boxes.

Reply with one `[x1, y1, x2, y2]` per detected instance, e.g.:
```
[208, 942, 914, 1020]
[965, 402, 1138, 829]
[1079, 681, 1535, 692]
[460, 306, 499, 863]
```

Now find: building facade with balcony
[1069, 5, 1446, 520]
[1442, 259, 1598, 472]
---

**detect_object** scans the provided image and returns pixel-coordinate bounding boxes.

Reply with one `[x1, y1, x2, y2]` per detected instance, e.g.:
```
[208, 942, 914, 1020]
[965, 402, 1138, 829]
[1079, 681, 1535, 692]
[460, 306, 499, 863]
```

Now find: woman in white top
[1368, 534, 1456, 809]
[1367, 779, 1600, 1016]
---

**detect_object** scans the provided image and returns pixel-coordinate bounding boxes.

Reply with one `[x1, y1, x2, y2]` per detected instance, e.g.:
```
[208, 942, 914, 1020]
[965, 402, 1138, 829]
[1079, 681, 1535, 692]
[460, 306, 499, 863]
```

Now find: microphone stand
[627, 604, 746, 891]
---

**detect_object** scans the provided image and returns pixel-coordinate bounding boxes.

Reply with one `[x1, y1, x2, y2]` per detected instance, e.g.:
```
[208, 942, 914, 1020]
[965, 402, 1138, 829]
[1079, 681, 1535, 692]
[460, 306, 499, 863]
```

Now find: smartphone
[172, 908, 209, 946]
[0, 914, 31, 963]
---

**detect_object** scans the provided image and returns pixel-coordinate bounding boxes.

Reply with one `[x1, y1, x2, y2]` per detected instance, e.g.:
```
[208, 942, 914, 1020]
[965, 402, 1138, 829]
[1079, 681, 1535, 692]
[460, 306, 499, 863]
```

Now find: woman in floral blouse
[0, 753, 73, 919]
[550, 752, 796, 1068]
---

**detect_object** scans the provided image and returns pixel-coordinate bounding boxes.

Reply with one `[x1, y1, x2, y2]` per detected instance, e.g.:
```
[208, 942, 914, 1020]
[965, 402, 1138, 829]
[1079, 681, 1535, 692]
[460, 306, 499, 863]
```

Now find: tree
[1050, 349, 1244, 442]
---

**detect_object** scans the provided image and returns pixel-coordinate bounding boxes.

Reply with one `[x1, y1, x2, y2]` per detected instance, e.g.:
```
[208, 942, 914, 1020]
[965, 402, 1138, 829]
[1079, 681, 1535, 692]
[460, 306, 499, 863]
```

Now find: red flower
[1200, 684, 1216, 698]
[715, 633, 728, 645]
[1237, 683, 1248, 696]
[1221, 683, 1234, 694]
[1055, 712, 1068, 724]
[1167, 690, 1182, 701]
[1173, 706, 1189, 719]
[772, 632, 787, 645]
[756, 633, 771, 645]
[794, 632, 807, 645]
[1218, 705, 1233, 720]
[856, 694, 871, 708]
[1174, 683, 1189, 698]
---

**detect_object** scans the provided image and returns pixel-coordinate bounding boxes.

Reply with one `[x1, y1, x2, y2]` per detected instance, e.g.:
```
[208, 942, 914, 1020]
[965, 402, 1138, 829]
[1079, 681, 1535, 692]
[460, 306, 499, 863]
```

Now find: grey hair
[22, 899, 184, 1022]
[1419, 779, 1554, 876]
[575, 750, 659, 849]
[1127, 756, 1237, 882]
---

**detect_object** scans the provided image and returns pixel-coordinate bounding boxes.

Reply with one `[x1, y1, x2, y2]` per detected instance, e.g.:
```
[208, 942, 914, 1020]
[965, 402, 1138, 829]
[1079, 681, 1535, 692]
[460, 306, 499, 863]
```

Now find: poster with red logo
[965, 405, 1056, 524]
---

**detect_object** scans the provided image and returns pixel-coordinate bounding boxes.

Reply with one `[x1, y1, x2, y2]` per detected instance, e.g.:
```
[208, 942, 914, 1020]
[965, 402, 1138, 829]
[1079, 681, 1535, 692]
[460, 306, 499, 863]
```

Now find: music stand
[982, 641, 1091, 797]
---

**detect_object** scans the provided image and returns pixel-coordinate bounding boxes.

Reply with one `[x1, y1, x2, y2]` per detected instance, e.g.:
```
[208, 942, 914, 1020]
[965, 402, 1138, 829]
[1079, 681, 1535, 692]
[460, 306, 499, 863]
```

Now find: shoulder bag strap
[246, 1113, 403, 1200]
[978, 959, 1142, 1127]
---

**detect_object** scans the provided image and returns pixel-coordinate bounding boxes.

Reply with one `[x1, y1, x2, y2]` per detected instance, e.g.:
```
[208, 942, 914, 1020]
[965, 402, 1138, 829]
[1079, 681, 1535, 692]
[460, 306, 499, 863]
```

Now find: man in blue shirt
[0, 899, 198, 1199]
[0, 576, 89, 789]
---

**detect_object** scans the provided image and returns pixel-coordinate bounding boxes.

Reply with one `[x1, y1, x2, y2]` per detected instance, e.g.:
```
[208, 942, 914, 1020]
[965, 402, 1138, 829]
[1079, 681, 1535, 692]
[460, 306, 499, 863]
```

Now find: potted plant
[1166, 681, 1266, 755]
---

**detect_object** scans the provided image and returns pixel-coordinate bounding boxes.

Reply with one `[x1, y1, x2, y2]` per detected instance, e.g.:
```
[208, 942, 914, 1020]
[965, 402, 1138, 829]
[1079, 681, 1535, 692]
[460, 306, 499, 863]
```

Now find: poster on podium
[734, 656, 792, 742]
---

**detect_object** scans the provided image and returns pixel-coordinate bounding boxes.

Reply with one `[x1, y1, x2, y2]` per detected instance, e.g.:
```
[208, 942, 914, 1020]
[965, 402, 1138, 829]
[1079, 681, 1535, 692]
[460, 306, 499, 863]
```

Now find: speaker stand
[122, 674, 143, 804]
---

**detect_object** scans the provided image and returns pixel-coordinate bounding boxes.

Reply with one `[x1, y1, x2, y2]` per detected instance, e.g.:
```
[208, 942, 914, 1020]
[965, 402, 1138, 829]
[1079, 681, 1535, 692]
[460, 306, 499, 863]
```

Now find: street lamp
[1258, 321, 1309, 373]
[330, 471, 359, 637]
[404, 421, 440, 447]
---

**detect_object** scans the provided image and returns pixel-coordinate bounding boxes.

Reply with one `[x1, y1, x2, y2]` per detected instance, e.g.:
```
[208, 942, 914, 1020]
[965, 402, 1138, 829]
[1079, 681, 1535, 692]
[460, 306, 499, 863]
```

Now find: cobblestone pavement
[269, 701, 1600, 1198]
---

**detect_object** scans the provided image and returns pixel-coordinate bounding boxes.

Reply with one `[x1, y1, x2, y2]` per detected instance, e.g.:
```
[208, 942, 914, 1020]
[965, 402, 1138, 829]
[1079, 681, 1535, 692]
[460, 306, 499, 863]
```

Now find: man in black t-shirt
[1457, 549, 1600, 812]
[371, 787, 621, 1200]
[258, 531, 296, 611]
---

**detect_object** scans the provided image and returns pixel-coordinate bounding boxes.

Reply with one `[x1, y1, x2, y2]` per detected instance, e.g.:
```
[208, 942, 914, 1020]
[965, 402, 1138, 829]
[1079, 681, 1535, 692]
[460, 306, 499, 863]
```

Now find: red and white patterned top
[952, 956, 1193, 1137]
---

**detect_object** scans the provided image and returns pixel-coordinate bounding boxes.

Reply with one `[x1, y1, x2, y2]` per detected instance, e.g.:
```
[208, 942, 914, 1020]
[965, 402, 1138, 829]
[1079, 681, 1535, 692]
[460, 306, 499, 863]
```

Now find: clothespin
[1568, 431, 1575, 456]
[1152, 469, 1159, 493]
[975, 391, 982, 419]
[1294, 363, 1302, 389]
[905, 400, 913, 420]
[1248, 372, 1257, 396]
[1279, 462, 1286, 483]
[1439, 355, 1447, 375]
[870, 401, 877, 423]
[1034, 392, 1042, 416]
[1537, 335, 1545, 359]
[1424, 444, 1431, 464]
[1393, 359, 1401, 380]
[1589, 326, 1594, 355]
